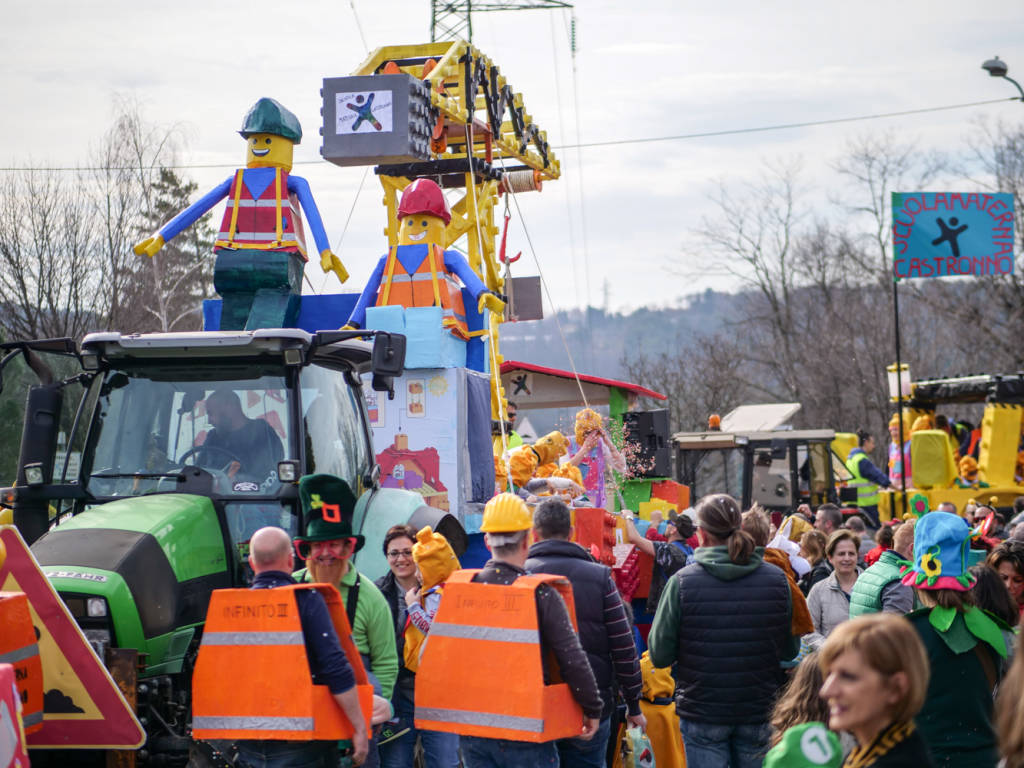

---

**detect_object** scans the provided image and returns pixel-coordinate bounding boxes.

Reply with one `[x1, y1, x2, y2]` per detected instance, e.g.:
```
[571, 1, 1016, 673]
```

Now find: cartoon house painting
[377, 433, 450, 512]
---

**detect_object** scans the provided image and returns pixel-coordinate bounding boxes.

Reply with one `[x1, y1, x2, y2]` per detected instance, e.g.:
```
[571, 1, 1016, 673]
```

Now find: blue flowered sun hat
[900, 511, 975, 591]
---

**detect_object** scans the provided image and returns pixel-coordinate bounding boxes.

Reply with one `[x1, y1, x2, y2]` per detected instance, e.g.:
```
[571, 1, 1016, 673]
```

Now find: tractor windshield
[86, 365, 295, 499]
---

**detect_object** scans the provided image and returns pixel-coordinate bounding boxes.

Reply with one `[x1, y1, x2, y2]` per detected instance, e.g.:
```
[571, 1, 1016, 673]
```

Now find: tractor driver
[200, 389, 283, 482]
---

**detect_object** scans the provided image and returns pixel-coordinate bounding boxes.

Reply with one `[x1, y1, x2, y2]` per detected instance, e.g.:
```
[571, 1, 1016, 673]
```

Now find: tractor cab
[672, 403, 846, 514]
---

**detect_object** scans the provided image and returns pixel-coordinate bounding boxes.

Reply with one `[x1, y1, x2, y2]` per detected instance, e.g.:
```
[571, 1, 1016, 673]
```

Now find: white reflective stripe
[192, 715, 313, 732]
[0, 643, 39, 664]
[429, 623, 538, 643]
[22, 710, 43, 726]
[217, 232, 297, 240]
[416, 706, 543, 733]
[200, 631, 303, 646]
[226, 199, 299, 210]
[388, 273, 441, 283]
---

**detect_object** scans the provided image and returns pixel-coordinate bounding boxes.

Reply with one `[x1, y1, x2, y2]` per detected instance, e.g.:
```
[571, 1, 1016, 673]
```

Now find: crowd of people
[227, 466, 1024, 768]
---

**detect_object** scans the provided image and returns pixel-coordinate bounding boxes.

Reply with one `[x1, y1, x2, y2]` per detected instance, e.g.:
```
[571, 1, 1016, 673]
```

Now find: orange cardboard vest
[0, 663, 31, 767]
[0, 592, 43, 735]
[415, 570, 584, 742]
[192, 583, 373, 741]
[376, 244, 470, 339]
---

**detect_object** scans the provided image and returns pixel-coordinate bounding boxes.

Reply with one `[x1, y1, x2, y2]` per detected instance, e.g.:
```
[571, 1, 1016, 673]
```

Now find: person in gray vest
[845, 430, 891, 528]
[849, 519, 915, 619]
[525, 498, 645, 768]
[648, 493, 798, 768]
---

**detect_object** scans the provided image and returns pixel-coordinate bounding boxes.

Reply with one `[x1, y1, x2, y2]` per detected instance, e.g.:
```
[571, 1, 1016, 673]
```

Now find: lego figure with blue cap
[343, 178, 505, 339]
[134, 97, 348, 330]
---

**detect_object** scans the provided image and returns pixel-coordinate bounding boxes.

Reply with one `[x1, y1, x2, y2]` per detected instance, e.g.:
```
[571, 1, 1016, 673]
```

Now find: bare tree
[622, 332, 749, 433]
[88, 97, 185, 331]
[0, 169, 98, 340]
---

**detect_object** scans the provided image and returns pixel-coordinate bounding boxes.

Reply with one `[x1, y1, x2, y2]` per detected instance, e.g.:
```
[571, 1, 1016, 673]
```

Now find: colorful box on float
[362, 365, 494, 534]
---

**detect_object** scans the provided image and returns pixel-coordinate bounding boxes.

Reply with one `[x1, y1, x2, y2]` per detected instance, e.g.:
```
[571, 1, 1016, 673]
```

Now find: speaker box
[623, 409, 670, 478]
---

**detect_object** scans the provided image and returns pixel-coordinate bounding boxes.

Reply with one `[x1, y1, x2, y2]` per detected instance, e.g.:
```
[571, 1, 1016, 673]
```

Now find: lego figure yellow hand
[478, 291, 505, 315]
[134, 234, 165, 258]
[320, 249, 349, 284]
[341, 324, 359, 331]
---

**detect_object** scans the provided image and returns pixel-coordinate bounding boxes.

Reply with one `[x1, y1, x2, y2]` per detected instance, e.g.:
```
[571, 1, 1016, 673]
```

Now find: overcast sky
[4, 0, 1024, 313]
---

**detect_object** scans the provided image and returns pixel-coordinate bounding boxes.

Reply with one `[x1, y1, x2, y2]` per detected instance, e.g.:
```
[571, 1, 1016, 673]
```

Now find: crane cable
[492, 150, 591, 412]
[464, 123, 514, 486]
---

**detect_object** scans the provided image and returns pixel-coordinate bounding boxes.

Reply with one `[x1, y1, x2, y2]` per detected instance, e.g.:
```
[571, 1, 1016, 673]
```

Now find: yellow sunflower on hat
[920, 546, 943, 580]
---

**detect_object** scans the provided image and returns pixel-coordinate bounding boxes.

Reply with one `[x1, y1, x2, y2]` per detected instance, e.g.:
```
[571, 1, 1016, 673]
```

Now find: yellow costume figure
[403, 526, 460, 672]
[638, 651, 686, 768]
[506, 431, 570, 488]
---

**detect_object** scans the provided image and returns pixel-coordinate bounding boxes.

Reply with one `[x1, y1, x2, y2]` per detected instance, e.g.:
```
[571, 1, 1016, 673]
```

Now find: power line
[554, 97, 1017, 150]
[0, 96, 1015, 173]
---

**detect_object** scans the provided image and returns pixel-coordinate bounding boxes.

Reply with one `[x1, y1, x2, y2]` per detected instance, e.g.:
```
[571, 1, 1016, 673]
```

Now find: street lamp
[982, 56, 1024, 100]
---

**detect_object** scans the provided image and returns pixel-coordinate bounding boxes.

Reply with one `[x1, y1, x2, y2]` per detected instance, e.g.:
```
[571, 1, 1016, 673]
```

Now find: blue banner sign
[892, 192, 1014, 279]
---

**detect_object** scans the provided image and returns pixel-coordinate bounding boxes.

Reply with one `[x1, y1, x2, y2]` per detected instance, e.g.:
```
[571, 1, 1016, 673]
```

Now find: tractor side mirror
[371, 333, 406, 400]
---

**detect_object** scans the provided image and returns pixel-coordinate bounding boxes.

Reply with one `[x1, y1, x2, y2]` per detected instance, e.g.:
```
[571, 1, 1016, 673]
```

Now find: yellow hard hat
[480, 493, 532, 533]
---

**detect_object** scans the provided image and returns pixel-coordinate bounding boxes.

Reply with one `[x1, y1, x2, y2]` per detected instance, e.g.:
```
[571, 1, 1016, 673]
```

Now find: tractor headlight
[87, 597, 108, 617]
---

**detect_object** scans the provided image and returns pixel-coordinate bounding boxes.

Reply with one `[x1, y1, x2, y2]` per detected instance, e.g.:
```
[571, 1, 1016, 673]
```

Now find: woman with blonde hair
[769, 652, 830, 747]
[818, 613, 933, 766]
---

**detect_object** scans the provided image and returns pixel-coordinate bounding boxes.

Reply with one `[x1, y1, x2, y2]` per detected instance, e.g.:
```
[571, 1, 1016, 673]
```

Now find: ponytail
[728, 528, 756, 565]
[696, 493, 755, 565]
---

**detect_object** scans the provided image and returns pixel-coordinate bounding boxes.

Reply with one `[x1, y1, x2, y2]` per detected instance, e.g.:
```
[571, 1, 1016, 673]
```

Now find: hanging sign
[892, 192, 1014, 279]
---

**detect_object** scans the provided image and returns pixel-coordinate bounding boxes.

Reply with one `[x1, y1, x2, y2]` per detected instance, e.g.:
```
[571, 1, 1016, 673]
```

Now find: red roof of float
[377, 438, 447, 490]
[499, 360, 667, 400]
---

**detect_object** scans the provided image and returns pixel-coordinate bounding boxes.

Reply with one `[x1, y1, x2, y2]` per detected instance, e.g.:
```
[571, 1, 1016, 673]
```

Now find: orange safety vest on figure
[376, 244, 470, 339]
[414, 569, 584, 742]
[192, 583, 373, 741]
[0, 591, 43, 735]
[215, 167, 309, 258]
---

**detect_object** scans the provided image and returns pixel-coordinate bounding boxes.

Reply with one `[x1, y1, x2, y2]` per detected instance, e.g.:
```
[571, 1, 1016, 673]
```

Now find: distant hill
[500, 288, 734, 382]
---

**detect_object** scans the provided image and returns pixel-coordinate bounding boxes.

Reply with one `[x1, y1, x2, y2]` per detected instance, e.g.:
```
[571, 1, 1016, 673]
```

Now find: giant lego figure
[134, 98, 347, 330]
[344, 178, 504, 338]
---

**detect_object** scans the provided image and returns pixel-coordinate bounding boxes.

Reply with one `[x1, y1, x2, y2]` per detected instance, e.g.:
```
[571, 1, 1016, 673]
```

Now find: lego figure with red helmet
[134, 98, 348, 330]
[344, 179, 505, 339]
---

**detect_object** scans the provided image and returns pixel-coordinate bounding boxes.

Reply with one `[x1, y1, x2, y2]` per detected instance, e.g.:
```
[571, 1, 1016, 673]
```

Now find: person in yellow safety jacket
[637, 650, 686, 768]
[846, 429, 891, 529]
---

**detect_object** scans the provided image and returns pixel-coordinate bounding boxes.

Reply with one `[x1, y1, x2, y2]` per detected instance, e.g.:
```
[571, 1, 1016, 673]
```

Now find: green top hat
[239, 97, 302, 143]
[763, 723, 841, 768]
[295, 474, 363, 552]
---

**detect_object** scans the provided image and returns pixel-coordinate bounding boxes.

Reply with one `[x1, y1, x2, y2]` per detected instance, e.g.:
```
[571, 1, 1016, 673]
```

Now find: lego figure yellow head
[532, 431, 569, 465]
[397, 179, 451, 246]
[575, 408, 603, 446]
[412, 526, 460, 593]
[239, 97, 302, 171]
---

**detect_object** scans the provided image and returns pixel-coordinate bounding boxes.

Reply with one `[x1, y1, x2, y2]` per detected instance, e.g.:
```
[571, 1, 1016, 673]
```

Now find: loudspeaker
[623, 409, 670, 478]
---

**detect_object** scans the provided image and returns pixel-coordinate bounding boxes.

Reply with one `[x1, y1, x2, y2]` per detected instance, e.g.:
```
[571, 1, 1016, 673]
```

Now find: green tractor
[0, 330, 466, 766]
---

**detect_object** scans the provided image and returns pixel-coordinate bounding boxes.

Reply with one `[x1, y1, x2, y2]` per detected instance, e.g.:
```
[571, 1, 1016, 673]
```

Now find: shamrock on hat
[294, 474, 364, 552]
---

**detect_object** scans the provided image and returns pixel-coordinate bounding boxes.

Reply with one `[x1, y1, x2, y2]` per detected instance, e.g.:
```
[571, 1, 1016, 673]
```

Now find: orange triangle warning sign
[0, 526, 145, 749]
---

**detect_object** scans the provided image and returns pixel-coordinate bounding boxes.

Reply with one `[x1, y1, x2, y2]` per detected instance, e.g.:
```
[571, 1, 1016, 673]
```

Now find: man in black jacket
[460, 493, 603, 768]
[525, 499, 645, 768]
